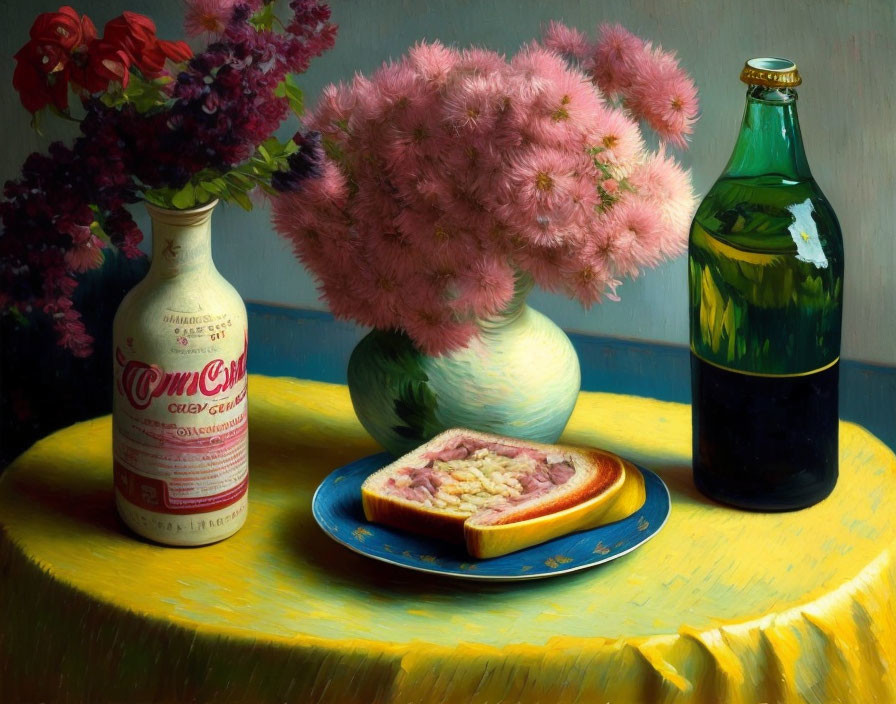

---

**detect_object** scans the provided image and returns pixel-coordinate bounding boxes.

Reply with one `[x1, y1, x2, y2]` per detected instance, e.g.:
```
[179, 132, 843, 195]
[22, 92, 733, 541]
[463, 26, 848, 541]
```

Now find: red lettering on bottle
[116, 334, 248, 410]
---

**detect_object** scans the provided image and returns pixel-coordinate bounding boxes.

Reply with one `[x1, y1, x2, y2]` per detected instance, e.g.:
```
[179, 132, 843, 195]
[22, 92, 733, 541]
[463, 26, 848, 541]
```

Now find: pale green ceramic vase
[347, 277, 581, 456]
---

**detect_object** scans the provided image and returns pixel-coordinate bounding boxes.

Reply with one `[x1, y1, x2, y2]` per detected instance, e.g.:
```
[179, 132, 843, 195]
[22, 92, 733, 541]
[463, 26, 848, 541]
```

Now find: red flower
[13, 40, 71, 112]
[14, 6, 98, 113]
[161, 39, 193, 64]
[29, 6, 94, 51]
[102, 11, 191, 78]
[70, 39, 131, 93]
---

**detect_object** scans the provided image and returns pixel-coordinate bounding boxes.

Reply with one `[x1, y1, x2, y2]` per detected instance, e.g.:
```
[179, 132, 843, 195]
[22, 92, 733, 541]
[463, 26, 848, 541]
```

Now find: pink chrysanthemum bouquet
[272, 23, 699, 356]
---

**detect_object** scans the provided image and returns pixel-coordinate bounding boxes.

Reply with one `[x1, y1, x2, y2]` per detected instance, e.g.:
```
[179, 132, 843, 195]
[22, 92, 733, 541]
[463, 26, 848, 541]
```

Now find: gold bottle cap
[739, 57, 802, 88]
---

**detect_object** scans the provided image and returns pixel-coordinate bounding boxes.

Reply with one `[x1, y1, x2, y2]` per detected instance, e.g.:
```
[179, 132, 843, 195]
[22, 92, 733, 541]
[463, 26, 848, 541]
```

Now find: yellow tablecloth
[2, 375, 895, 703]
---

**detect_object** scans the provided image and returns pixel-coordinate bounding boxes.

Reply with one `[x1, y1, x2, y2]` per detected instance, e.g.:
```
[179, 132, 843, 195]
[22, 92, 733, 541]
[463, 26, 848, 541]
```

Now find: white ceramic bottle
[112, 201, 249, 545]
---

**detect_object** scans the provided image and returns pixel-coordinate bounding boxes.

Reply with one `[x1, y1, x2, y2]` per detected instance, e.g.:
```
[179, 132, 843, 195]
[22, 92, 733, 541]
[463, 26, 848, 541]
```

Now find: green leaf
[143, 188, 175, 207]
[226, 172, 255, 189]
[261, 136, 285, 155]
[275, 74, 305, 116]
[249, 2, 275, 30]
[193, 184, 212, 203]
[29, 109, 44, 136]
[255, 182, 278, 196]
[170, 184, 196, 210]
[352, 330, 441, 442]
[47, 105, 82, 124]
[199, 179, 224, 196]
[121, 73, 176, 113]
[89, 220, 110, 244]
[228, 188, 254, 211]
[393, 379, 440, 442]
[284, 73, 305, 117]
[99, 92, 120, 108]
[7, 305, 30, 327]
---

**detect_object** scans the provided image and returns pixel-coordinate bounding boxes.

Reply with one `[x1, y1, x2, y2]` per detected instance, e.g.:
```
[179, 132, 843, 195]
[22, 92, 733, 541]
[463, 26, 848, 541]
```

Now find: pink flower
[560, 250, 616, 308]
[628, 148, 695, 254]
[271, 160, 352, 270]
[318, 270, 376, 326]
[625, 47, 699, 148]
[460, 152, 507, 205]
[418, 255, 461, 297]
[52, 303, 93, 357]
[272, 27, 698, 354]
[352, 179, 403, 226]
[345, 72, 380, 131]
[540, 68, 604, 124]
[401, 302, 478, 356]
[456, 47, 507, 78]
[590, 23, 645, 95]
[64, 232, 105, 272]
[350, 250, 407, 330]
[383, 122, 440, 173]
[444, 192, 498, 238]
[443, 75, 504, 135]
[496, 146, 579, 247]
[365, 224, 418, 275]
[370, 60, 419, 112]
[311, 82, 356, 138]
[542, 21, 590, 61]
[184, 0, 237, 38]
[408, 41, 459, 87]
[564, 166, 602, 227]
[515, 67, 602, 149]
[586, 106, 643, 171]
[317, 224, 363, 273]
[598, 197, 665, 276]
[515, 244, 568, 293]
[451, 256, 517, 317]
[510, 43, 569, 81]
[510, 44, 570, 102]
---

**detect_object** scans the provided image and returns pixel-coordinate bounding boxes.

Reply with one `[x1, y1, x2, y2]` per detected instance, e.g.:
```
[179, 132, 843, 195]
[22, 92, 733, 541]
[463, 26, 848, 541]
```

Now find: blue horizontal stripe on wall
[245, 301, 896, 453]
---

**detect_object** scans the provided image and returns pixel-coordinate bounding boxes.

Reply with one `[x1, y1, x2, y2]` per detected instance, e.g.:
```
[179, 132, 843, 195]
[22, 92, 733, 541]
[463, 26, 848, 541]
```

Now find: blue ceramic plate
[311, 452, 670, 581]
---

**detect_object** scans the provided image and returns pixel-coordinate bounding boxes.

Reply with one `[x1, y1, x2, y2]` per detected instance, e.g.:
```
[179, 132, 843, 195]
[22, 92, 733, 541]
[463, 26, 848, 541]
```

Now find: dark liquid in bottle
[691, 353, 839, 511]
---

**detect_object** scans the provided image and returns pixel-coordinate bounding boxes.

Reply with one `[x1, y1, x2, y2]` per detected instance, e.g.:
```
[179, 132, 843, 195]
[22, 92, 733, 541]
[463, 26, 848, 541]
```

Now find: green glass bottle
[688, 58, 844, 510]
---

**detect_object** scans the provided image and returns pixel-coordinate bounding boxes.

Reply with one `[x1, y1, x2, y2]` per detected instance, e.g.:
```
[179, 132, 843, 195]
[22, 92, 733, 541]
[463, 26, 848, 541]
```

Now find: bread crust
[361, 492, 467, 544]
[463, 459, 643, 559]
[360, 429, 627, 544]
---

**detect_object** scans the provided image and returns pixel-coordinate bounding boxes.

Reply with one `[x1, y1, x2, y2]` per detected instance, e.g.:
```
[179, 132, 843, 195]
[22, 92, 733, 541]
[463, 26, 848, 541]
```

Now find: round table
[2, 375, 895, 703]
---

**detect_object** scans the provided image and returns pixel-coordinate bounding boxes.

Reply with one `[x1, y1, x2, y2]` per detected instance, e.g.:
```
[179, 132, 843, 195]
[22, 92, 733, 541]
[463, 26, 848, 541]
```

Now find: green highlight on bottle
[688, 85, 843, 377]
[689, 176, 843, 376]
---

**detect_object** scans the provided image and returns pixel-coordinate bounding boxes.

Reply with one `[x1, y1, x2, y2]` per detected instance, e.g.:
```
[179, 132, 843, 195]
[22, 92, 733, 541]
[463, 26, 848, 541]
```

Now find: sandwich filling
[379, 436, 576, 524]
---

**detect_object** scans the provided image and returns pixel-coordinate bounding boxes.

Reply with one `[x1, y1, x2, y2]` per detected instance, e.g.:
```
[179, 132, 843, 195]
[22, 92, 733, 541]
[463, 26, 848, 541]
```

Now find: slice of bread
[361, 428, 646, 558]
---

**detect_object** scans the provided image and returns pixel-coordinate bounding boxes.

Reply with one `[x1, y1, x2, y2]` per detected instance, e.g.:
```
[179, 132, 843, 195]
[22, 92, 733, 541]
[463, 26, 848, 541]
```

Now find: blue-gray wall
[2, 0, 894, 365]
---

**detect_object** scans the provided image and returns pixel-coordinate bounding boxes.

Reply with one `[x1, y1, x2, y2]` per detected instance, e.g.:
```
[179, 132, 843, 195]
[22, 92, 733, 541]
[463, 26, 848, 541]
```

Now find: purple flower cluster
[136, 0, 336, 188]
[1, 0, 336, 356]
[0, 102, 143, 356]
